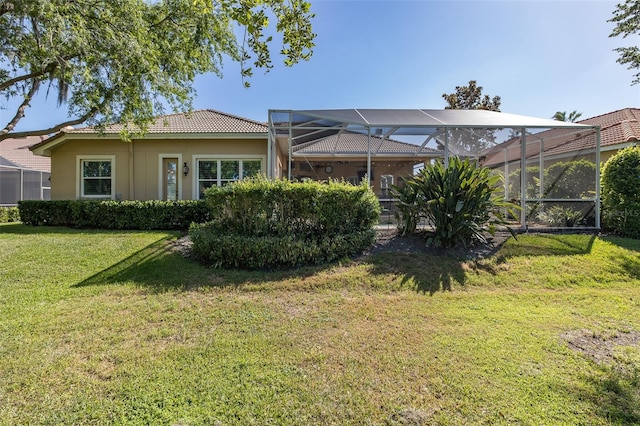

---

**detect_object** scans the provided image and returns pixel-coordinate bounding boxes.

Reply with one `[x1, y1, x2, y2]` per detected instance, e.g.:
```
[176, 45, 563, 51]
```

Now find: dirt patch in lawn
[562, 329, 640, 366]
[362, 229, 513, 259]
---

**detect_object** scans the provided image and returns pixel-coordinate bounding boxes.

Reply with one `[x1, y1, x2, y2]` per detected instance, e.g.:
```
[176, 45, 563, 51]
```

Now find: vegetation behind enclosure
[601, 146, 640, 238]
[190, 177, 380, 269]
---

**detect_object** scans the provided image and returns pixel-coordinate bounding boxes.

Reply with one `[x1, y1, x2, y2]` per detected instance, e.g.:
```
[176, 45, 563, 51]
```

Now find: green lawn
[1, 223, 639, 425]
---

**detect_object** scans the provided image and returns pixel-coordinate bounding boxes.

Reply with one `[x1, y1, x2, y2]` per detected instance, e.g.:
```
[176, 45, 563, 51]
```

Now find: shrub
[544, 159, 596, 199]
[407, 157, 518, 248]
[538, 206, 584, 227]
[0, 206, 20, 223]
[507, 160, 597, 201]
[18, 200, 210, 230]
[190, 177, 380, 269]
[601, 146, 640, 237]
[391, 181, 420, 236]
[190, 224, 376, 269]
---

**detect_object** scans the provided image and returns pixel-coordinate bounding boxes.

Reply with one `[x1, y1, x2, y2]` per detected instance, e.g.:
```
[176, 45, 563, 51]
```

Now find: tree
[441, 80, 501, 153]
[552, 110, 582, 122]
[442, 80, 501, 112]
[0, 0, 315, 142]
[609, 0, 640, 85]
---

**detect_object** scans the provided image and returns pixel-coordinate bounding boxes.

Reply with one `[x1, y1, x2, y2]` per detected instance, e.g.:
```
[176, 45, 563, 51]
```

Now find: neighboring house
[29, 109, 440, 201]
[0, 136, 51, 205]
[481, 107, 640, 167]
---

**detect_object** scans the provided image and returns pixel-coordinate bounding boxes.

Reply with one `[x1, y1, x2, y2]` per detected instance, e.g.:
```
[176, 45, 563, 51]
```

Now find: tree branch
[0, 78, 41, 139]
[0, 106, 99, 142]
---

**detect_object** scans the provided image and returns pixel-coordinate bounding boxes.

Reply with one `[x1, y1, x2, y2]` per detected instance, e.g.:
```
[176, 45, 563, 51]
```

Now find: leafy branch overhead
[609, 0, 640, 85]
[0, 0, 316, 141]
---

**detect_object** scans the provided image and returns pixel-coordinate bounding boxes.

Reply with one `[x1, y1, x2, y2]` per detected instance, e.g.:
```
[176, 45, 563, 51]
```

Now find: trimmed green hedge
[601, 146, 640, 238]
[0, 207, 20, 223]
[190, 225, 376, 269]
[18, 200, 211, 230]
[190, 177, 380, 269]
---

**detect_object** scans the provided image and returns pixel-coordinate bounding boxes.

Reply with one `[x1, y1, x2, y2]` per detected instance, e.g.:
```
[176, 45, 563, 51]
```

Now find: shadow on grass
[367, 251, 466, 295]
[74, 237, 331, 293]
[562, 360, 640, 424]
[0, 223, 96, 235]
[495, 233, 597, 261]
[589, 366, 640, 424]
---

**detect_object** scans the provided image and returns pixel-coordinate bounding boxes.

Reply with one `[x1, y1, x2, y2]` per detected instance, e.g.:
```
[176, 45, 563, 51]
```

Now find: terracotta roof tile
[293, 131, 440, 157]
[482, 108, 640, 165]
[70, 109, 268, 134]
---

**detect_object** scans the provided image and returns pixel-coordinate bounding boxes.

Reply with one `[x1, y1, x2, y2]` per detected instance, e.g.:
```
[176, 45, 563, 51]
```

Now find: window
[380, 174, 394, 198]
[197, 159, 262, 199]
[80, 158, 113, 198]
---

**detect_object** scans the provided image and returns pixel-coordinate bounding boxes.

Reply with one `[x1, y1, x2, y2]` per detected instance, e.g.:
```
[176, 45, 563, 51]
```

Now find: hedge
[18, 200, 211, 230]
[601, 146, 640, 238]
[190, 224, 376, 269]
[190, 177, 381, 269]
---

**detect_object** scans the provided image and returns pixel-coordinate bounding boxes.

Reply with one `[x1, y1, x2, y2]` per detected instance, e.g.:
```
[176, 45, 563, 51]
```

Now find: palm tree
[553, 110, 582, 122]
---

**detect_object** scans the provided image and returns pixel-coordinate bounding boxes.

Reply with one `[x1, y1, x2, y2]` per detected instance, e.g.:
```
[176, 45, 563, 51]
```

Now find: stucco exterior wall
[49, 136, 271, 200]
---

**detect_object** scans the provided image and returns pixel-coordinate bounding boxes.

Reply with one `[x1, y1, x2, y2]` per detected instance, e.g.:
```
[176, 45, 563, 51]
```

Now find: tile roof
[482, 108, 640, 165]
[0, 136, 51, 172]
[69, 109, 268, 134]
[292, 131, 441, 157]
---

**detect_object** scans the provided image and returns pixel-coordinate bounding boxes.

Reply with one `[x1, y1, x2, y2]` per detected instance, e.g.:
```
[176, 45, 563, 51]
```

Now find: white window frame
[76, 155, 116, 199]
[380, 174, 394, 190]
[192, 155, 265, 199]
[380, 174, 394, 199]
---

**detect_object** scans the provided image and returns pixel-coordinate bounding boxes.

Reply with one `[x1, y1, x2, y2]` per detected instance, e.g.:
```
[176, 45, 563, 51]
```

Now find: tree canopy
[0, 0, 315, 141]
[609, 0, 640, 85]
[442, 80, 501, 112]
[441, 80, 501, 154]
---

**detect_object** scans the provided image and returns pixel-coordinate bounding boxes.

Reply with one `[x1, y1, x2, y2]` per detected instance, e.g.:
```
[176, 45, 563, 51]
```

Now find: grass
[1, 223, 639, 425]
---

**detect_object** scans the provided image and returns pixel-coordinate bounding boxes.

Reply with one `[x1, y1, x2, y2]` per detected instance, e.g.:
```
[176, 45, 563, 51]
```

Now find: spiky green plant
[391, 181, 420, 236]
[411, 157, 518, 247]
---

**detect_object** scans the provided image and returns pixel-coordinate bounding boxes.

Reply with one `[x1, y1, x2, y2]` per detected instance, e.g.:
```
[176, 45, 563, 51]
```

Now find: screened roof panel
[271, 109, 593, 130]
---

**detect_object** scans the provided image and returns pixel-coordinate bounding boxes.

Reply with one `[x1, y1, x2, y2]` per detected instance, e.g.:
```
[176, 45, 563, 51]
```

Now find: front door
[162, 158, 178, 201]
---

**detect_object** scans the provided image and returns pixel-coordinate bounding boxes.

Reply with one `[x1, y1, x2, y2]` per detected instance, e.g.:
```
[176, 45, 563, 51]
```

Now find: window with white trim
[380, 174, 394, 198]
[81, 159, 113, 198]
[197, 159, 262, 199]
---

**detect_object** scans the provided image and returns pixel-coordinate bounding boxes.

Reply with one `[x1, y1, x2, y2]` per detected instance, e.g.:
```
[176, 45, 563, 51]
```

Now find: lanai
[268, 109, 601, 229]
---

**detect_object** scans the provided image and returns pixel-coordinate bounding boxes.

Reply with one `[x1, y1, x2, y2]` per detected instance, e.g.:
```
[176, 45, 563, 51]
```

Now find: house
[480, 107, 640, 168]
[29, 109, 439, 201]
[0, 136, 51, 205]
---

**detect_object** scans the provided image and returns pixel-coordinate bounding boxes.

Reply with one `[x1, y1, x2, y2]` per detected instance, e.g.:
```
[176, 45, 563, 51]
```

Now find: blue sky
[9, 0, 640, 131]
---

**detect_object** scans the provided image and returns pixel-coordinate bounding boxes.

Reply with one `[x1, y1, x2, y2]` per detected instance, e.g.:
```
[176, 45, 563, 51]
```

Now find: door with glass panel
[162, 158, 178, 201]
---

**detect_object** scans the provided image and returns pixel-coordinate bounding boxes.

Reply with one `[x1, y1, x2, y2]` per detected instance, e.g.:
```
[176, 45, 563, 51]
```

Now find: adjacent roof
[69, 109, 268, 134]
[30, 109, 268, 156]
[481, 108, 639, 165]
[0, 136, 51, 172]
[292, 131, 440, 157]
